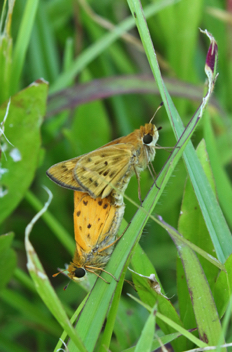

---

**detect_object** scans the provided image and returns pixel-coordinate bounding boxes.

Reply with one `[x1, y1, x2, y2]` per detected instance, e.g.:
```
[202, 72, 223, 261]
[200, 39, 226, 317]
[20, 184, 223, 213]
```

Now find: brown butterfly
[67, 191, 125, 283]
[47, 114, 161, 205]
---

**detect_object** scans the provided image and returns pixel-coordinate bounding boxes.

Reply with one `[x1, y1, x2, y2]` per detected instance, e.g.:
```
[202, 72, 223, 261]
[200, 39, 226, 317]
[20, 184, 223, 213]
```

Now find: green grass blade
[172, 234, 225, 349]
[130, 244, 185, 351]
[134, 306, 156, 352]
[11, 0, 39, 94]
[98, 256, 126, 352]
[122, 332, 181, 352]
[128, 294, 207, 348]
[54, 294, 89, 352]
[177, 140, 220, 336]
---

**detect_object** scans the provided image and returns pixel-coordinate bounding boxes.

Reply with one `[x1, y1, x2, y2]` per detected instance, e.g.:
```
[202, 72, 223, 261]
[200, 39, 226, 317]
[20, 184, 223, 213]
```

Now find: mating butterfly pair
[47, 120, 160, 282]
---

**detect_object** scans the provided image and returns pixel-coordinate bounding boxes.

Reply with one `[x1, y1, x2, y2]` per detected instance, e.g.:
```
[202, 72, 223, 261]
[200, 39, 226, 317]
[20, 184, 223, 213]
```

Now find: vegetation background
[0, 0, 232, 351]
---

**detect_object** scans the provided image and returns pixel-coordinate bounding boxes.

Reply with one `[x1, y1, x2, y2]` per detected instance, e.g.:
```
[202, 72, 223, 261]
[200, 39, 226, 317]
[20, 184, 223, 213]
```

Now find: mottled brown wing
[74, 144, 133, 198]
[46, 156, 84, 190]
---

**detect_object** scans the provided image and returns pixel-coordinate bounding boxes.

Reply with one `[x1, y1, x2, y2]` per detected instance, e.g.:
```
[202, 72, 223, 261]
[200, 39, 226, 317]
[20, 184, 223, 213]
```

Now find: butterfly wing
[74, 144, 133, 199]
[73, 192, 118, 253]
[46, 156, 84, 190]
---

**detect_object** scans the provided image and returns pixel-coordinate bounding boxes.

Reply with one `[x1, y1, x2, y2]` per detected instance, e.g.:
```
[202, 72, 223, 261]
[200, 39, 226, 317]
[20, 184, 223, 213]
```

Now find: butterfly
[67, 191, 125, 283]
[46, 115, 161, 206]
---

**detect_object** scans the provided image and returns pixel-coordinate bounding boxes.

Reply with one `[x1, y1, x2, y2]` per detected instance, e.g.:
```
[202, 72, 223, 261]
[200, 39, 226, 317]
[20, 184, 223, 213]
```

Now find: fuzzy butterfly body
[47, 123, 159, 205]
[67, 191, 125, 281]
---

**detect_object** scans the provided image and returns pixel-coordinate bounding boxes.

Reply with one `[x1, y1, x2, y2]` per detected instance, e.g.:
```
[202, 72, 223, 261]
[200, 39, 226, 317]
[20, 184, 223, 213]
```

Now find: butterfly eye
[74, 267, 86, 278]
[143, 134, 153, 145]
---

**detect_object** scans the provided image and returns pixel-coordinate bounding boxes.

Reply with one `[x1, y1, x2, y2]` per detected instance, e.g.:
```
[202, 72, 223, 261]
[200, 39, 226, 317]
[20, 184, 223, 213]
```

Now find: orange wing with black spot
[73, 191, 121, 253]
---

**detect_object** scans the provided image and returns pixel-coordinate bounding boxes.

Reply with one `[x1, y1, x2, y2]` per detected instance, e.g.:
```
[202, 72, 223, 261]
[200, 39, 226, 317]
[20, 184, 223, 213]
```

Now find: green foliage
[1, 0, 232, 351]
[0, 80, 48, 223]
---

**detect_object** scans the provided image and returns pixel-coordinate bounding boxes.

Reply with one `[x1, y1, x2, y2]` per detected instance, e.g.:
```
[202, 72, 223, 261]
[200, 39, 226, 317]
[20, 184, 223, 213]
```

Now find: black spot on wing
[83, 200, 88, 206]
[76, 211, 81, 217]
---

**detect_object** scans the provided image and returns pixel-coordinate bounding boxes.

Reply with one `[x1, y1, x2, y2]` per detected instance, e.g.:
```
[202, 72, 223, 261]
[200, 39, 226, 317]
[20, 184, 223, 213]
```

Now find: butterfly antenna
[63, 281, 70, 291]
[52, 268, 67, 277]
[149, 102, 163, 124]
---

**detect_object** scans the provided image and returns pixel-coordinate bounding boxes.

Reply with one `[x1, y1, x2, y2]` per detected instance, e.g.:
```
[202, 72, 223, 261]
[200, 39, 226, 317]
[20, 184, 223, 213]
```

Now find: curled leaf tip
[200, 29, 218, 85]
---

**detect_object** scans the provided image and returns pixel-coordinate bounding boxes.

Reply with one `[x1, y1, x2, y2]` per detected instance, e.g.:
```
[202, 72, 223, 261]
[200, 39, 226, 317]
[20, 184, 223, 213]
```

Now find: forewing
[74, 145, 132, 198]
[46, 156, 84, 190]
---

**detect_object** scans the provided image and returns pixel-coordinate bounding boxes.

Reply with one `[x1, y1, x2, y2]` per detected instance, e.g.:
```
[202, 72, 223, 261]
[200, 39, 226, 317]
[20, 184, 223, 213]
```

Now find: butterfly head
[141, 123, 159, 148]
[67, 263, 87, 281]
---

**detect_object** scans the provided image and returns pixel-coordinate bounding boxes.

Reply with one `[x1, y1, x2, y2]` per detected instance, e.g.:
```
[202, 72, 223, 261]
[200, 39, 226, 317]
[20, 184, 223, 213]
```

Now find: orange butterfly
[46, 117, 161, 206]
[67, 191, 125, 283]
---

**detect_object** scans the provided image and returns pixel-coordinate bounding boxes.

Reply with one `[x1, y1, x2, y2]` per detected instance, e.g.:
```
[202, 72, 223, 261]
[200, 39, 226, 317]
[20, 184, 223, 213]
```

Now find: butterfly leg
[86, 266, 118, 282]
[133, 166, 142, 205]
[86, 268, 110, 284]
[148, 163, 160, 190]
[97, 232, 124, 254]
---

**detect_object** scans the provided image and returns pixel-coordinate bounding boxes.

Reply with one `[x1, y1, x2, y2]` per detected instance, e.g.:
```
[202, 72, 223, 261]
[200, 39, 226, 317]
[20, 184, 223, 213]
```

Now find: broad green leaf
[0, 79, 48, 224]
[0, 233, 16, 291]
